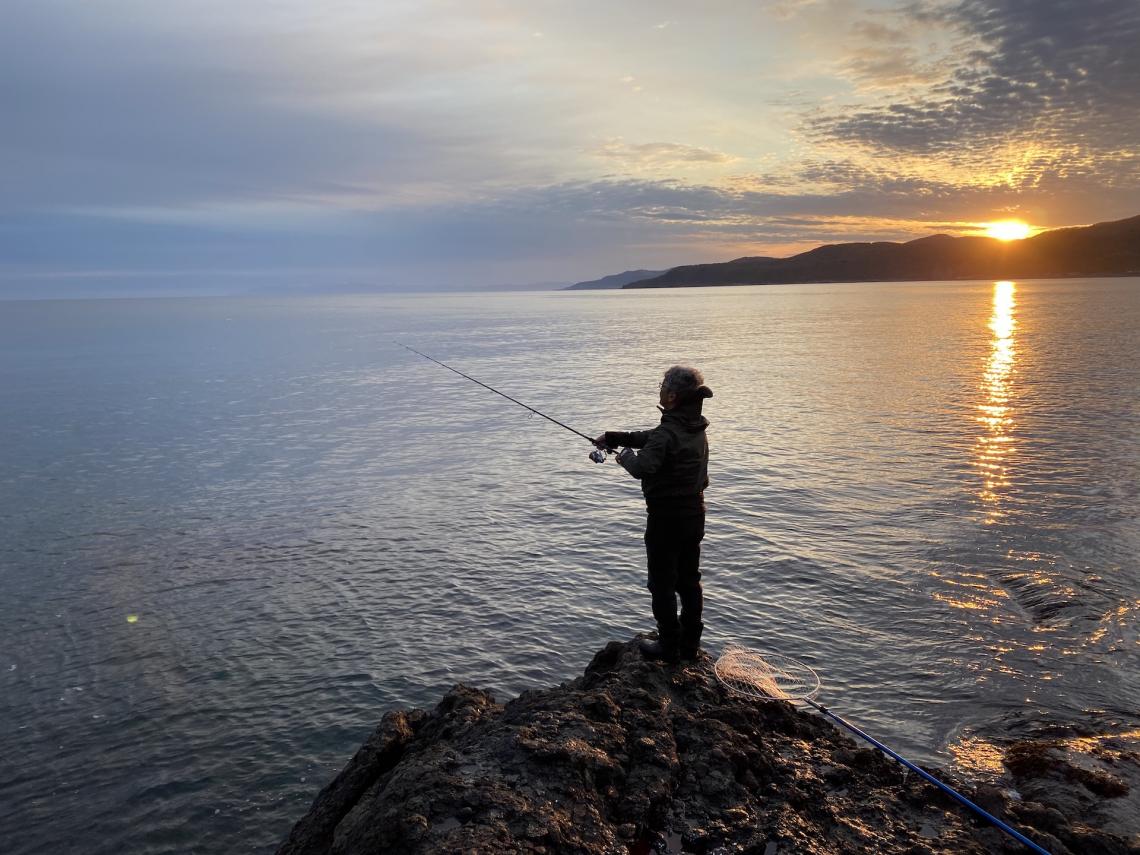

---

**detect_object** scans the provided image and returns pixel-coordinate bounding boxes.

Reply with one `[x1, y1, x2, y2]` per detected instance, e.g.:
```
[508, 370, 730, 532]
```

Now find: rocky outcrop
[278, 638, 1139, 854]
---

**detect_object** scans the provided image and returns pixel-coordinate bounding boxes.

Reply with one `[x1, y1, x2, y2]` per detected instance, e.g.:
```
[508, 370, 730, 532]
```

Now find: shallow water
[2, 279, 1138, 853]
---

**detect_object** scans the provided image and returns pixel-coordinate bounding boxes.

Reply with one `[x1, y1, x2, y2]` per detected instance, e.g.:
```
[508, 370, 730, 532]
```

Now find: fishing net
[713, 645, 821, 701]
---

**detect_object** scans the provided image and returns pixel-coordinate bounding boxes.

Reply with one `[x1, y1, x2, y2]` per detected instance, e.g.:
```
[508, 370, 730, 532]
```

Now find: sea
[2, 279, 1138, 853]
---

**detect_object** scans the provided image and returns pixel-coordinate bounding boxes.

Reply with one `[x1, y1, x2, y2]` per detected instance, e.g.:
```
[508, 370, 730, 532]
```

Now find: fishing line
[400, 344, 609, 461]
[714, 645, 1052, 855]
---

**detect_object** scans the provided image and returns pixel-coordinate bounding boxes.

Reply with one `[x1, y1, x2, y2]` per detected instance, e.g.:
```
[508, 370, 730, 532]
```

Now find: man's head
[659, 365, 713, 410]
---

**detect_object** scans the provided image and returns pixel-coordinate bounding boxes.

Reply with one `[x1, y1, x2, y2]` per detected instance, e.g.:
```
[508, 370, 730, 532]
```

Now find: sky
[2, 0, 1138, 297]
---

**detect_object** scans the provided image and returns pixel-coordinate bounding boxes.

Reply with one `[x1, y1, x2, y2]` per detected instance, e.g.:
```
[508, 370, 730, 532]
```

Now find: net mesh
[713, 645, 821, 701]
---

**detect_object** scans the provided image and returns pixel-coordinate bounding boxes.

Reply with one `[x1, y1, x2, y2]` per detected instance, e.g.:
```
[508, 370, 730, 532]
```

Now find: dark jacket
[605, 391, 711, 516]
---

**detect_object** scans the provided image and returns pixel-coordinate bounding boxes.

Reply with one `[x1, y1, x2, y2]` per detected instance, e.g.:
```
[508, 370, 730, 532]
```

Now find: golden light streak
[974, 281, 1017, 524]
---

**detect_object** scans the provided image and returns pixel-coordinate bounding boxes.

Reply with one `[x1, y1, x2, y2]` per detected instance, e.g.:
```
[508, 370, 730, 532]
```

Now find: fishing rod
[400, 344, 612, 463]
[802, 696, 1051, 855]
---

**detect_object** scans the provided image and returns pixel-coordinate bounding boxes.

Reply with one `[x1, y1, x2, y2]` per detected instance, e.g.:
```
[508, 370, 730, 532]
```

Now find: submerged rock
[1003, 733, 1140, 849]
[278, 638, 1138, 854]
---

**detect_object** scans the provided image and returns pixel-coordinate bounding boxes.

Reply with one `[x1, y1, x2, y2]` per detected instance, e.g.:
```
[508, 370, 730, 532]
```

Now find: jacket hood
[661, 396, 710, 433]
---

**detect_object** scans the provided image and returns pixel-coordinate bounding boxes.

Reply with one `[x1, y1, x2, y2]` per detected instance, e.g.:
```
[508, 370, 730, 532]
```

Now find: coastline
[277, 638, 1138, 854]
[620, 272, 1140, 289]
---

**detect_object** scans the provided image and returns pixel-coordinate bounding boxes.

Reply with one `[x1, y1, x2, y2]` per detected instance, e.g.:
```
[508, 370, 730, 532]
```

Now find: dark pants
[644, 512, 705, 641]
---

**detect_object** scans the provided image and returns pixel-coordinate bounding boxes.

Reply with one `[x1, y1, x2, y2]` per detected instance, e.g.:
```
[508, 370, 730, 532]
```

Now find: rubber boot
[679, 620, 704, 661]
[640, 633, 679, 664]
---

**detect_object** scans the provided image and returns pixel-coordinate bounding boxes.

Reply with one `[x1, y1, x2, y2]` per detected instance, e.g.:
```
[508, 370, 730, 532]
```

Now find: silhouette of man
[596, 366, 712, 662]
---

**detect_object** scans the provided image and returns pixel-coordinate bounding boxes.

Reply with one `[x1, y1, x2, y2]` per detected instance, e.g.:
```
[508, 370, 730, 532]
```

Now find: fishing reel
[590, 444, 626, 464]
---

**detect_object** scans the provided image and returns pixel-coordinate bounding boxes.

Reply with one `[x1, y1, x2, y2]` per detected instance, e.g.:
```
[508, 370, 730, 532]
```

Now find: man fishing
[595, 366, 712, 664]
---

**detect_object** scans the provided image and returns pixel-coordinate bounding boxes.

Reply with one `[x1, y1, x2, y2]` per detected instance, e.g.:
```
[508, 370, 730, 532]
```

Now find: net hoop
[714, 645, 821, 702]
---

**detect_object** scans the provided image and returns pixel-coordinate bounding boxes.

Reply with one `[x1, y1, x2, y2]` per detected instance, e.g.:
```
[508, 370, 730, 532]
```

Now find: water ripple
[1, 281, 1138, 853]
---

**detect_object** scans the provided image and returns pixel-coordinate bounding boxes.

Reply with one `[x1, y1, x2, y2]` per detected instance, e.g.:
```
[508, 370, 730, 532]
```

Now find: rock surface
[278, 638, 1139, 854]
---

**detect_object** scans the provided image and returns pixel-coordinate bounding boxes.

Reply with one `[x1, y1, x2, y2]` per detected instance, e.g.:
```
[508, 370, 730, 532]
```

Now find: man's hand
[593, 433, 609, 449]
[616, 447, 635, 466]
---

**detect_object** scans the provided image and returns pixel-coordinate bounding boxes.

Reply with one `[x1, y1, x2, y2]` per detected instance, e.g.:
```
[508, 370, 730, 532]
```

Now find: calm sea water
[2, 280, 1138, 853]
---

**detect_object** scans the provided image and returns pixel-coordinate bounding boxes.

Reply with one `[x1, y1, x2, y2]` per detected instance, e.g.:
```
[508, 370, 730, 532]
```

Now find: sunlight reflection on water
[976, 280, 1017, 524]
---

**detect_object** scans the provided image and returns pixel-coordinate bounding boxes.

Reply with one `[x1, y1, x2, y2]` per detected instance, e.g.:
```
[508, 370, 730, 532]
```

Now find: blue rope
[804, 698, 1051, 855]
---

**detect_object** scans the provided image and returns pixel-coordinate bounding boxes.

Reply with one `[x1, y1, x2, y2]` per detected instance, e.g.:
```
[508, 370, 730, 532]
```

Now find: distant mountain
[624, 214, 1140, 288]
[565, 269, 666, 290]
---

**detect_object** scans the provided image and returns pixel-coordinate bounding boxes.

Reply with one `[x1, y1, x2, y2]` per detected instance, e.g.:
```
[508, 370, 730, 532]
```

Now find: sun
[984, 220, 1032, 241]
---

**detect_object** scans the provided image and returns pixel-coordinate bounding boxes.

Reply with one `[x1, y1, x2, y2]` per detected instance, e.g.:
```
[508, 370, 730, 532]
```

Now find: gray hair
[661, 365, 711, 401]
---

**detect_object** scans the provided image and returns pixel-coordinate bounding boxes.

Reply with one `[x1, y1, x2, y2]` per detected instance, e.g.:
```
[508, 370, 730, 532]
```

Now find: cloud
[836, 19, 960, 89]
[5, 161, 1137, 299]
[760, 0, 822, 21]
[811, 0, 1140, 187]
[0, 1, 576, 216]
[592, 140, 737, 169]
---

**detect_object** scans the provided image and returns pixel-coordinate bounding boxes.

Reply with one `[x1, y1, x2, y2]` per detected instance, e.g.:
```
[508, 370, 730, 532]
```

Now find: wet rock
[278, 637, 1138, 854]
[277, 709, 420, 855]
[1003, 735, 1140, 851]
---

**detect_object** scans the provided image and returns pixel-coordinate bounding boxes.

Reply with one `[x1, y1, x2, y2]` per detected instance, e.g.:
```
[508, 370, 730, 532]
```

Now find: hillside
[565, 269, 666, 290]
[624, 214, 1140, 288]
